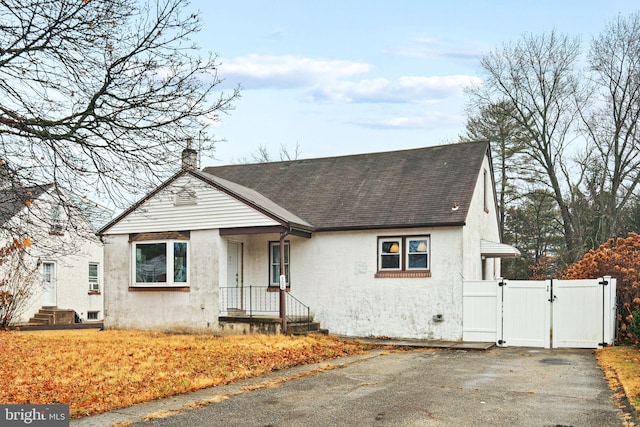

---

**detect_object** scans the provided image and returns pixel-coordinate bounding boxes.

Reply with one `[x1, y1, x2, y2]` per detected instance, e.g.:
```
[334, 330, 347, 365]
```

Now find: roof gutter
[314, 221, 467, 233]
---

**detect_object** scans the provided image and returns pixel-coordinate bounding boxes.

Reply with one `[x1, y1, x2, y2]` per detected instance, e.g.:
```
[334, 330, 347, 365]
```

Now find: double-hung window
[89, 262, 100, 292]
[269, 241, 290, 288]
[133, 240, 188, 286]
[376, 236, 430, 277]
[380, 239, 402, 270]
[50, 204, 64, 234]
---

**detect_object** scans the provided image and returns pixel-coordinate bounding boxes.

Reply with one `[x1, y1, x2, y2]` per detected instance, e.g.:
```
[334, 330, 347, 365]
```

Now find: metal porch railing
[219, 285, 311, 332]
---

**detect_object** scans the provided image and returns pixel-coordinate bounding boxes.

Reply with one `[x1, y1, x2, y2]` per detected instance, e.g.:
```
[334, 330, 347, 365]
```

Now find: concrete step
[29, 314, 53, 325]
[288, 321, 327, 335]
[28, 308, 75, 325]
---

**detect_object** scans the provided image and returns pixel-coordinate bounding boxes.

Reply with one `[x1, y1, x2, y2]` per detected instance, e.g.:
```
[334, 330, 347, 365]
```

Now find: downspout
[279, 229, 290, 334]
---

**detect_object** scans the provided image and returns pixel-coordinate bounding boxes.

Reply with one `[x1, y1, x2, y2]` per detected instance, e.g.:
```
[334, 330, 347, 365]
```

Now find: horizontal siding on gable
[105, 175, 280, 234]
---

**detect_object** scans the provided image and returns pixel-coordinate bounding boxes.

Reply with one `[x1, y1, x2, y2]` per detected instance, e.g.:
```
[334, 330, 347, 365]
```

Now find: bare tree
[468, 31, 585, 261]
[233, 143, 302, 164]
[0, 0, 239, 234]
[461, 101, 529, 241]
[579, 11, 640, 244]
[0, 241, 40, 328]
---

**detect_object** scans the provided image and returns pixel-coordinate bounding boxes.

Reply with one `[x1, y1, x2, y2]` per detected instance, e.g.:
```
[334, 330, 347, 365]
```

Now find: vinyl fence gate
[462, 277, 616, 348]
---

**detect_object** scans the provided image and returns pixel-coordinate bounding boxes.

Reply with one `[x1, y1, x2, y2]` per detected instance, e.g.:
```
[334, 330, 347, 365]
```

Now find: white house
[99, 141, 519, 339]
[0, 184, 109, 325]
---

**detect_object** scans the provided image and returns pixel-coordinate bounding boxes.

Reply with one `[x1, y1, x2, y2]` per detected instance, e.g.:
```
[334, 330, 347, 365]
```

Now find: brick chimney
[181, 142, 198, 170]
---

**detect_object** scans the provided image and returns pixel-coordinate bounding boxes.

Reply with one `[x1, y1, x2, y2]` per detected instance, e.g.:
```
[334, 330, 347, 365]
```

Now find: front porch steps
[288, 319, 328, 336]
[27, 307, 75, 326]
[219, 314, 328, 336]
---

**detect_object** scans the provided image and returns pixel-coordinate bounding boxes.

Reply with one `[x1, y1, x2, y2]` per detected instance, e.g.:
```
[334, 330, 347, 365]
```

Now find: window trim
[49, 204, 65, 235]
[268, 240, 290, 288]
[131, 239, 189, 287]
[379, 238, 402, 271]
[376, 235, 431, 278]
[88, 262, 100, 293]
[406, 237, 429, 271]
[484, 169, 490, 213]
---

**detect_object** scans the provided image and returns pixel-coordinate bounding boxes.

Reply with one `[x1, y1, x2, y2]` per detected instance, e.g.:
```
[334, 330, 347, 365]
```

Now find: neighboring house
[99, 141, 519, 340]
[0, 184, 110, 324]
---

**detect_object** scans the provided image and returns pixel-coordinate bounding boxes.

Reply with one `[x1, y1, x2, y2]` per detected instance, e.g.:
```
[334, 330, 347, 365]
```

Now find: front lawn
[0, 330, 371, 418]
[597, 346, 640, 418]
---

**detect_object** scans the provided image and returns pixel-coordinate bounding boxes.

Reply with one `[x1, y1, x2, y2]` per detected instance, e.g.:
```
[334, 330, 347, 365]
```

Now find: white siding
[106, 175, 280, 234]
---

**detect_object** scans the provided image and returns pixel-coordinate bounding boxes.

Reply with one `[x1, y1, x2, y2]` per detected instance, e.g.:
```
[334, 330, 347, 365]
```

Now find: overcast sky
[189, 0, 638, 166]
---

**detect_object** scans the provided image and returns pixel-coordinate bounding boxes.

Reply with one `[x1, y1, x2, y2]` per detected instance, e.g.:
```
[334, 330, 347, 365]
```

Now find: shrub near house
[564, 232, 640, 343]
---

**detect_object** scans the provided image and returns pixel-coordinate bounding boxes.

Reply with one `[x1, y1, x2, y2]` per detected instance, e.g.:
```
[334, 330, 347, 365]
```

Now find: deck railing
[219, 285, 311, 331]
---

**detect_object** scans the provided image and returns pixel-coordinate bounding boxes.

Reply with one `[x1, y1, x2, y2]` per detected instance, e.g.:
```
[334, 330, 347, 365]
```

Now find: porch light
[417, 241, 428, 252]
[390, 242, 400, 253]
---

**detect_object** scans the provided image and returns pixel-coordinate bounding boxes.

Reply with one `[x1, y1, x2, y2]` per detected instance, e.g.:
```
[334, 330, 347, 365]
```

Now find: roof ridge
[203, 140, 489, 170]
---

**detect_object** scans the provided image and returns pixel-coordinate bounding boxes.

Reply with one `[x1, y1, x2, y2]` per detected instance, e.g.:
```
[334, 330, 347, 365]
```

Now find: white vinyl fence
[463, 277, 616, 348]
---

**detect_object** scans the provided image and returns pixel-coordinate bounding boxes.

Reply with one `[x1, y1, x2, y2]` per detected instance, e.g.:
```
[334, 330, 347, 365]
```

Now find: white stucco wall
[41, 239, 103, 321]
[462, 156, 502, 281]
[7, 192, 105, 324]
[14, 237, 104, 324]
[100, 149, 502, 339]
[103, 229, 220, 332]
[223, 152, 501, 340]
[229, 228, 464, 340]
[294, 228, 465, 340]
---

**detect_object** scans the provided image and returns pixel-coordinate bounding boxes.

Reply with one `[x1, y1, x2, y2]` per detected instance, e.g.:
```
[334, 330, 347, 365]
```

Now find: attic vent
[175, 189, 197, 206]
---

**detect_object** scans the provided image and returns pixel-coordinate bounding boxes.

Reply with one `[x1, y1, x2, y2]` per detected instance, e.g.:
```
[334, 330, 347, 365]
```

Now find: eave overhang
[481, 239, 521, 258]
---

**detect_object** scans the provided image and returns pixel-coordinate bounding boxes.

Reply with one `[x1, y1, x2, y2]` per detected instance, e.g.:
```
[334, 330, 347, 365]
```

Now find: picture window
[133, 240, 188, 286]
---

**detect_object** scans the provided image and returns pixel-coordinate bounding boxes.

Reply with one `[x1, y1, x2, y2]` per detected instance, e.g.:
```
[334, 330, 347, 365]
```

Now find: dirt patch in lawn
[0, 329, 372, 418]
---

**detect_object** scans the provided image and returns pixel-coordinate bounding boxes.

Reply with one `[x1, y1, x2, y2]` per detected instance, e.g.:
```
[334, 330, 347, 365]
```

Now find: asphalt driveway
[73, 346, 628, 427]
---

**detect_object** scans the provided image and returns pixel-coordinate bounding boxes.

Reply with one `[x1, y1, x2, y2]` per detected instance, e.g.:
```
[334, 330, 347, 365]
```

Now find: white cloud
[217, 54, 480, 105]
[311, 75, 482, 103]
[221, 54, 371, 89]
[350, 110, 465, 130]
[384, 37, 483, 61]
[264, 28, 287, 40]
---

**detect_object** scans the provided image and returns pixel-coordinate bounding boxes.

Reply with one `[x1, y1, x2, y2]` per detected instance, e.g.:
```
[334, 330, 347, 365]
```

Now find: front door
[226, 242, 242, 310]
[42, 262, 57, 307]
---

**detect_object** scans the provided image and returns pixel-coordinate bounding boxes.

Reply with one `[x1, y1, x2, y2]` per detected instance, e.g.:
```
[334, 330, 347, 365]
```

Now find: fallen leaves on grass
[596, 346, 640, 422]
[0, 330, 371, 418]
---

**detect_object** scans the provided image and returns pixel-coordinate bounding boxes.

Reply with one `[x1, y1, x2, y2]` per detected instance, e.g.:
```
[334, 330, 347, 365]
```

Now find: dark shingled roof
[0, 184, 54, 225]
[203, 141, 490, 231]
[1, 184, 112, 231]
